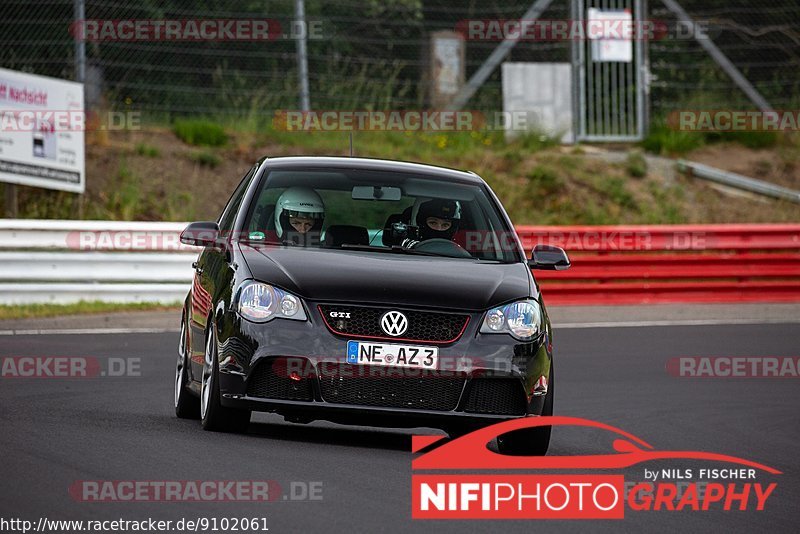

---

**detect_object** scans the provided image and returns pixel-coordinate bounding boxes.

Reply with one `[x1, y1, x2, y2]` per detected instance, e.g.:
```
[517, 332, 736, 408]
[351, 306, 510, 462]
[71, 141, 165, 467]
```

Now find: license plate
[346, 340, 438, 370]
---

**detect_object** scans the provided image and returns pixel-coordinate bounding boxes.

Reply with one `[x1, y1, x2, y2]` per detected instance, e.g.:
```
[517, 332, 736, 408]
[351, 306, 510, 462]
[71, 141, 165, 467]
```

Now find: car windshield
[241, 168, 520, 263]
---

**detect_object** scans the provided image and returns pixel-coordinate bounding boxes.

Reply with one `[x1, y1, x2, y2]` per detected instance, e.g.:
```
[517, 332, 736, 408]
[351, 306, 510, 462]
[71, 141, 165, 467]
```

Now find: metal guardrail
[677, 161, 800, 204]
[517, 224, 800, 305]
[1, 220, 799, 305]
[0, 283, 191, 305]
[0, 252, 191, 283]
[0, 219, 190, 250]
[0, 220, 195, 305]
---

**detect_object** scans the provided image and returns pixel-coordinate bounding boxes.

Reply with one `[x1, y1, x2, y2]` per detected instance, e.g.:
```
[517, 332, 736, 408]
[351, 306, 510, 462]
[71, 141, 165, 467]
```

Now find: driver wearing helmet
[416, 198, 460, 241]
[400, 198, 461, 249]
[274, 187, 325, 246]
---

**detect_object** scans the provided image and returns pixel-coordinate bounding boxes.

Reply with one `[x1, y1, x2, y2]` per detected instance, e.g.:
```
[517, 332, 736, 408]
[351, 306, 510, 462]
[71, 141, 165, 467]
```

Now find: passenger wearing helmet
[274, 187, 325, 246]
[416, 198, 460, 241]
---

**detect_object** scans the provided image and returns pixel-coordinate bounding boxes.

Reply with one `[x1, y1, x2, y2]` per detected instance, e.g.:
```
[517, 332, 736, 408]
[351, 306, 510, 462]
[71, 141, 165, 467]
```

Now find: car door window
[218, 165, 257, 236]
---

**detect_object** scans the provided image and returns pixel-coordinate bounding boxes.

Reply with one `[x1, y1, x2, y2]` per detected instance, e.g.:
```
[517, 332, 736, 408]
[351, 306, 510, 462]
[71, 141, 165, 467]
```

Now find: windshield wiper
[334, 243, 439, 256]
[241, 239, 297, 247]
[338, 244, 393, 253]
[389, 245, 453, 258]
[332, 243, 501, 261]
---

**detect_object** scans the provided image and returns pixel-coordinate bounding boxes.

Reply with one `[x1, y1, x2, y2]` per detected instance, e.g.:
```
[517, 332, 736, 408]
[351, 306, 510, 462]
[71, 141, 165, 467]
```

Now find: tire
[496, 363, 554, 456]
[174, 317, 200, 419]
[200, 324, 251, 433]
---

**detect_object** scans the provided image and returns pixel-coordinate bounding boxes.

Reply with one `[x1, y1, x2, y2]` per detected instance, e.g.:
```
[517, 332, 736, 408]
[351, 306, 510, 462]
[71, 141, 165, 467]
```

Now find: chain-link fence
[649, 1, 800, 112]
[1, 0, 798, 126]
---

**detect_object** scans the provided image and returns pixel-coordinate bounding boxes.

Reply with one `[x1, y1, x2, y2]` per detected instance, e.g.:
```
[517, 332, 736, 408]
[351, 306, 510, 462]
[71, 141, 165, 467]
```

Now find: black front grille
[318, 305, 469, 343]
[464, 378, 528, 415]
[317, 363, 465, 411]
[247, 357, 314, 401]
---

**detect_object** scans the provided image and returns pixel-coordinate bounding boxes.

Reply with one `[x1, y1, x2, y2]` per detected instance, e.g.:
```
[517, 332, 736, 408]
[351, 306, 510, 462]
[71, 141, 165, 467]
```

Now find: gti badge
[329, 311, 351, 318]
[381, 310, 408, 337]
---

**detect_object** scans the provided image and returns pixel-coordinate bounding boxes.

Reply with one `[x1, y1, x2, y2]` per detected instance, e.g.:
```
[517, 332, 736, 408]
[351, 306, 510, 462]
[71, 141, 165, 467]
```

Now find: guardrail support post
[4, 184, 18, 218]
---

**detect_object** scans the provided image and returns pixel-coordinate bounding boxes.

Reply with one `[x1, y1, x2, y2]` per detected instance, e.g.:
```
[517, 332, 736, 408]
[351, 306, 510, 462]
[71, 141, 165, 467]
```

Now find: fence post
[74, 0, 85, 83]
[295, 0, 311, 111]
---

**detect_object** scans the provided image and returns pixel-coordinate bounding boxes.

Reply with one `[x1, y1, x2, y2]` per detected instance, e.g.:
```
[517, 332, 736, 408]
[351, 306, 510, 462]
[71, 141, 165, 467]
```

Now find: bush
[106, 164, 143, 220]
[705, 130, 779, 149]
[626, 151, 648, 178]
[135, 143, 160, 157]
[173, 119, 227, 147]
[514, 131, 559, 152]
[642, 123, 704, 155]
[526, 165, 564, 197]
[190, 150, 221, 168]
[601, 178, 637, 210]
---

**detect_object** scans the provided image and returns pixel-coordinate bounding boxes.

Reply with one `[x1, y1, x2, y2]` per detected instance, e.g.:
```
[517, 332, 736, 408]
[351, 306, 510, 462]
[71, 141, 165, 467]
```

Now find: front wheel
[496, 364, 554, 456]
[200, 325, 251, 433]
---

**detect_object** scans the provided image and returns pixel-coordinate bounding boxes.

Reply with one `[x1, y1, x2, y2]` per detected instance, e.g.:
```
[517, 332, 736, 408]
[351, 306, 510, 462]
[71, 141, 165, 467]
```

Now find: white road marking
[0, 327, 179, 336]
[554, 318, 800, 329]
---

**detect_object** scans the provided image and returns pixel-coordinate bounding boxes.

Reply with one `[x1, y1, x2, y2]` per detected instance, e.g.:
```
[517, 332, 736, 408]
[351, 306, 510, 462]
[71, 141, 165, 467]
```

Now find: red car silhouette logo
[412, 416, 781, 474]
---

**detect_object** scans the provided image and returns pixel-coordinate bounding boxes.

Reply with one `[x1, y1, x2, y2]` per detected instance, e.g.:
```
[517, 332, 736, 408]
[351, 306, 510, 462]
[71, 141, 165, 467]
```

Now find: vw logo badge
[381, 311, 408, 337]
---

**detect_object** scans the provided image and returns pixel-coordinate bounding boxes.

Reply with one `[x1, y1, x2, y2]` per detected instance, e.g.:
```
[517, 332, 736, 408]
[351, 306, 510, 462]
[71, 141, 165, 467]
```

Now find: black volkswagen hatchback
[174, 156, 569, 454]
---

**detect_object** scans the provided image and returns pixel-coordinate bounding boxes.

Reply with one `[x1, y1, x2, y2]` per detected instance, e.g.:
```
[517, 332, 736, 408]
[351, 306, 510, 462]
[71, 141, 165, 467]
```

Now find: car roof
[257, 156, 484, 185]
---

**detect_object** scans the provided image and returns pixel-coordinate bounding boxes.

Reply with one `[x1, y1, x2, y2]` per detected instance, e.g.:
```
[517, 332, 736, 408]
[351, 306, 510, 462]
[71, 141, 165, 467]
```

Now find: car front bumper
[214, 302, 552, 432]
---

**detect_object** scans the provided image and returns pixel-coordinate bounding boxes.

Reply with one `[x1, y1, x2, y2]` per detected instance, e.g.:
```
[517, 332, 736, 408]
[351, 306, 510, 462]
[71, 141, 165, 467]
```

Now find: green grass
[173, 119, 227, 147]
[515, 131, 560, 152]
[643, 120, 783, 155]
[134, 143, 161, 157]
[14, 116, 796, 226]
[704, 130, 780, 149]
[626, 151, 648, 178]
[0, 301, 180, 320]
[189, 150, 222, 168]
[105, 163, 144, 220]
[641, 123, 705, 155]
[600, 178, 638, 210]
[526, 165, 564, 197]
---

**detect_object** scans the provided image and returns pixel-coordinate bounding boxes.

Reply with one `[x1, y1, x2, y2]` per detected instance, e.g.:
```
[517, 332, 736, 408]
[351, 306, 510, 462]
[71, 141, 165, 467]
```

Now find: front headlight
[237, 281, 308, 323]
[480, 299, 542, 341]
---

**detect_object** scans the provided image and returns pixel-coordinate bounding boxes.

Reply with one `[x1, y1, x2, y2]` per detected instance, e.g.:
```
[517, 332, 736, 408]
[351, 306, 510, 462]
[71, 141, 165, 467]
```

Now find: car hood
[239, 244, 533, 311]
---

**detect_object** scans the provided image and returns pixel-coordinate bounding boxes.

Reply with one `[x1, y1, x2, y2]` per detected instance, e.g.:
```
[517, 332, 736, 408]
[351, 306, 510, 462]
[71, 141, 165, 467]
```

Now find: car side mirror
[528, 244, 570, 271]
[180, 221, 219, 247]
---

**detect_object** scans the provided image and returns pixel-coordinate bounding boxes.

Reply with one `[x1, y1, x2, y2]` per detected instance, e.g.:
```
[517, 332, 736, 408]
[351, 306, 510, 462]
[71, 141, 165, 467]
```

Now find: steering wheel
[411, 238, 473, 259]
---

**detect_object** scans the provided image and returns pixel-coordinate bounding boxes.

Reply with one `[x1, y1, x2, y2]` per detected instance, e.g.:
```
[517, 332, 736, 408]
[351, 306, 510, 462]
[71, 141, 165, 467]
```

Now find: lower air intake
[464, 378, 528, 416]
[247, 357, 314, 402]
[317, 364, 465, 411]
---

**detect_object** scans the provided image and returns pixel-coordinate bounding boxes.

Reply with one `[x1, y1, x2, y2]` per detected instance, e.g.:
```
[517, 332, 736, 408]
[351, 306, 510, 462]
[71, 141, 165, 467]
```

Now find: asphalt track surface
[1, 322, 798, 533]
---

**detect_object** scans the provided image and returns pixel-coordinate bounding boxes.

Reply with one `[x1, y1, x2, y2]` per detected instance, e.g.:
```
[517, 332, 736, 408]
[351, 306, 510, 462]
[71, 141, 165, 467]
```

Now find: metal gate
[572, 0, 648, 141]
